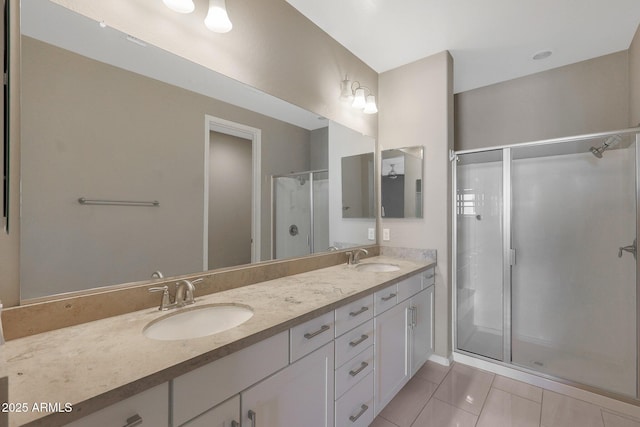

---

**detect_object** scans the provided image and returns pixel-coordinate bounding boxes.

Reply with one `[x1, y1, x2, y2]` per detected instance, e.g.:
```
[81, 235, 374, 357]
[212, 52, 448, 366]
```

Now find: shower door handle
[618, 238, 636, 260]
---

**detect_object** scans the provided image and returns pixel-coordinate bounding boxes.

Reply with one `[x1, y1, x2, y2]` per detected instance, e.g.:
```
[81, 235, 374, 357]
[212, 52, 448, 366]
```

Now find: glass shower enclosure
[272, 170, 329, 260]
[454, 128, 639, 399]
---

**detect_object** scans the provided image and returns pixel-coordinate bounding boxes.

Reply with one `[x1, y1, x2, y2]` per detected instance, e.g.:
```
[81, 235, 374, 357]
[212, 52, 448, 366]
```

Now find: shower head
[589, 146, 603, 158]
[589, 134, 622, 159]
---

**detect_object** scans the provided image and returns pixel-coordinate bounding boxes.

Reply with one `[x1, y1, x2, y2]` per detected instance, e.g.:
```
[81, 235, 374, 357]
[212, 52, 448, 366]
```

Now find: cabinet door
[65, 383, 168, 427]
[242, 342, 334, 427]
[182, 395, 239, 427]
[410, 287, 433, 377]
[374, 299, 410, 415]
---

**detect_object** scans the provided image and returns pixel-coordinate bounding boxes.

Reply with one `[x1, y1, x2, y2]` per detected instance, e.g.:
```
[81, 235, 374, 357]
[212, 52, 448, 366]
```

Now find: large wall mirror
[381, 146, 424, 219]
[19, 0, 376, 301]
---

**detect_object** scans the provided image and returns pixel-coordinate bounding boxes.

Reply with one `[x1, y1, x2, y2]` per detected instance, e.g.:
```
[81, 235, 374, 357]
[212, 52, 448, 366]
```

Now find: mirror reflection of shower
[590, 134, 622, 158]
[272, 170, 329, 260]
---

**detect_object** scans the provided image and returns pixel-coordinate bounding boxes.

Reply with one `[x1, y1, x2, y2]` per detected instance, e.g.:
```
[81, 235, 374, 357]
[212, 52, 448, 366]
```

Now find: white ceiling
[286, 0, 640, 93]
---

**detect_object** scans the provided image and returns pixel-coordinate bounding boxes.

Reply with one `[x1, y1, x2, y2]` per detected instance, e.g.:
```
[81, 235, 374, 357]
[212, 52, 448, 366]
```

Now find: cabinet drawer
[335, 319, 374, 367]
[66, 383, 169, 427]
[290, 311, 335, 362]
[374, 284, 398, 315]
[335, 294, 374, 337]
[423, 267, 435, 287]
[335, 346, 374, 399]
[181, 395, 239, 427]
[335, 372, 374, 427]
[172, 331, 288, 426]
[397, 274, 422, 302]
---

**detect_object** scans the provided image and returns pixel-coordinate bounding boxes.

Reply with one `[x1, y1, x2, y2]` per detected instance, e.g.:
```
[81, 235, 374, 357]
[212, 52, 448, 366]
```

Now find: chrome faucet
[346, 248, 369, 265]
[148, 278, 204, 310]
[175, 278, 203, 306]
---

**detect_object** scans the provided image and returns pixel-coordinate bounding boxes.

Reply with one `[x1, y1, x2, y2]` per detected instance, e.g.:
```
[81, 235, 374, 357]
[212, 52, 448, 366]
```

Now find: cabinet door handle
[248, 410, 257, 427]
[349, 334, 369, 347]
[349, 361, 369, 377]
[231, 421, 239, 427]
[123, 414, 143, 427]
[304, 324, 330, 339]
[349, 306, 369, 317]
[381, 293, 396, 302]
[349, 404, 369, 422]
[412, 306, 418, 327]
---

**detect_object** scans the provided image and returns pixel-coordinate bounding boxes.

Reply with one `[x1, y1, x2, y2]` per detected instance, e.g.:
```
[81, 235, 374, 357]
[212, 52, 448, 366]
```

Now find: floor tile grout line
[490, 383, 544, 405]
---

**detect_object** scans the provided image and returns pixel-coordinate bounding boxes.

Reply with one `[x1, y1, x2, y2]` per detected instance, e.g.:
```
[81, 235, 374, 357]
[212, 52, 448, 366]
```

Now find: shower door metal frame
[452, 126, 640, 402]
[270, 169, 328, 259]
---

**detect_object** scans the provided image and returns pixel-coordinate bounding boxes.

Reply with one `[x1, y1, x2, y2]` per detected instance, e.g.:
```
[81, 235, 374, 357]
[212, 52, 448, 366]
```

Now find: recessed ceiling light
[532, 50, 553, 60]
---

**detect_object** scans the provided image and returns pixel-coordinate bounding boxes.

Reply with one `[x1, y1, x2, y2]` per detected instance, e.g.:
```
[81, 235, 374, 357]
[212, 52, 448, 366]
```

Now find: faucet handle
[148, 286, 171, 311]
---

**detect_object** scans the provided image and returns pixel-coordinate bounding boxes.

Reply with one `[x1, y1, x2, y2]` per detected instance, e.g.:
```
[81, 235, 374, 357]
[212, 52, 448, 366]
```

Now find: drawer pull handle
[248, 410, 257, 427]
[349, 334, 369, 347]
[381, 293, 396, 302]
[349, 404, 369, 422]
[349, 306, 369, 317]
[349, 361, 369, 377]
[123, 414, 143, 427]
[425, 273, 435, 279]
[304, 324, 330, 339]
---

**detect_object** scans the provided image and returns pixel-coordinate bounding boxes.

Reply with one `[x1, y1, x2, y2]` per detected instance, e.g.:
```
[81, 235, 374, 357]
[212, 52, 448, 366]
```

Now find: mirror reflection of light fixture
[162, 0, 195, 14]
[205, 0, 233, 33]
[340, 76, 378, 114]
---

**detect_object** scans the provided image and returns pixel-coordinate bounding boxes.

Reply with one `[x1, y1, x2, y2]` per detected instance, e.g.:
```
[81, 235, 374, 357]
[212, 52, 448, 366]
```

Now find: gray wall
[378, 51, 454, 359]
[455, 51, 630, 151]
[630, 24, 640, 127]
[20, 37, 310, 298]
[50, 0, 378, 138]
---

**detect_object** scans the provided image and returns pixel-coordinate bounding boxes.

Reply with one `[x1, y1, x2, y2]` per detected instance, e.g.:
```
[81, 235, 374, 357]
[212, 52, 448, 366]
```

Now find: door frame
[203, 115, 261, 269]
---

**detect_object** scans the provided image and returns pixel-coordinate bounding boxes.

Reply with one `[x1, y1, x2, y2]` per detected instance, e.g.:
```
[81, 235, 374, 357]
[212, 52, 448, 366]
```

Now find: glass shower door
[273, 173, 312, 259]
[456, 150, 505, 361]
[510, 136, 637, 396]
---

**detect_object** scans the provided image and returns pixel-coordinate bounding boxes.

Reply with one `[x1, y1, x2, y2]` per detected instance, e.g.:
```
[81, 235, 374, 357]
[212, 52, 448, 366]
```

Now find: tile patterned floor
[370, 362, 640, 427]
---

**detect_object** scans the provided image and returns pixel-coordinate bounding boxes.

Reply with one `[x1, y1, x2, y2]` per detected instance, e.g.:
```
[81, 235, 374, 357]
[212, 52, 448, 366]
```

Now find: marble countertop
[2, 256, 435, 426]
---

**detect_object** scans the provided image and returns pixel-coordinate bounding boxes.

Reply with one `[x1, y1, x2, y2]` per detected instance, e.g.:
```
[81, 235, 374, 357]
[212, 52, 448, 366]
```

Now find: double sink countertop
[2, 256, 435, 426]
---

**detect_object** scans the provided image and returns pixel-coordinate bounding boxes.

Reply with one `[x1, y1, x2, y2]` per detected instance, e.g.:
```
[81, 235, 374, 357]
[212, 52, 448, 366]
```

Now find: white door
[410, 288, 434, 376]
[241, 342, 334, 427]
[374, 299, 410, 415]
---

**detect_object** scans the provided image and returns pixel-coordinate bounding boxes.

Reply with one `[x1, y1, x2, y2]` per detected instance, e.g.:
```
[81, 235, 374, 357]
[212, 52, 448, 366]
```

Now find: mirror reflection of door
[381, 174, 405, 217]
[208, 131, 252, 269]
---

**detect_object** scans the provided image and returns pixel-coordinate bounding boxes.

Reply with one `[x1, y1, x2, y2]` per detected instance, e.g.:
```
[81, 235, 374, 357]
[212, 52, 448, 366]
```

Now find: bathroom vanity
[2, 256, 435, 426]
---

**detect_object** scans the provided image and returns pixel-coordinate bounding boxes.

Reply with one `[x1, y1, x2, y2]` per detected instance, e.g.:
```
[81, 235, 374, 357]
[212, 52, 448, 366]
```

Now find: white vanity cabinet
[374, 267, 436, 415]
[65, 382, 169, 427]
[374, 298, 412, 414]
[171, 331, 289, 426]
[181, 395, 239, 427]
[241, 342, 335, 427]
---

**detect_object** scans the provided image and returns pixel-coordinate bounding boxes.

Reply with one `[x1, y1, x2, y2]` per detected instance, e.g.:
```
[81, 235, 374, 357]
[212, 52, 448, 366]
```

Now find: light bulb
[363, 95, 378, 114]
[162, 0, 195, 14]
[205, 0, 233, 33]
[352, 88, 366, 109]
[340, 78, 353, 101]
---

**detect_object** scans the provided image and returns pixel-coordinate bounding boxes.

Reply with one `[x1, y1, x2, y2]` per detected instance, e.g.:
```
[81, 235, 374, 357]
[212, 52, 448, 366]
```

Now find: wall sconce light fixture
[162, 0, 233, 33]
[340, 76, 378, 114]
[162, 0, 195, 14]
[205, 0, 233, 33]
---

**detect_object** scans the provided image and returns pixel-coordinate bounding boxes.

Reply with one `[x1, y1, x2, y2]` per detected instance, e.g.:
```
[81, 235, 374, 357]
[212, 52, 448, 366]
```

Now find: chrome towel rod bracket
[78, 197, 159, 207]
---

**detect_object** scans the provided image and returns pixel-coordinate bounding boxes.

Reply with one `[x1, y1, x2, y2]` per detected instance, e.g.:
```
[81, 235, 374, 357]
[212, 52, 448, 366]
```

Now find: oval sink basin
[143, 304, 253, 341]
[356, 262, 401, 272]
